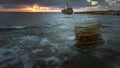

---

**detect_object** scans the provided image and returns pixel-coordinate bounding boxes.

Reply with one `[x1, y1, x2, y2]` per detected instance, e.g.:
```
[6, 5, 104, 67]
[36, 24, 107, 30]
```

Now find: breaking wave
[0, 25, 27, 30]
[0, 35, 73, 68]
[0, 25, 41, 31]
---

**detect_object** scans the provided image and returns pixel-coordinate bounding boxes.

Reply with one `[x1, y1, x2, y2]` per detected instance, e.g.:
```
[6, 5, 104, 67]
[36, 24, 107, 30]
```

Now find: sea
[0, 12, 120, 68]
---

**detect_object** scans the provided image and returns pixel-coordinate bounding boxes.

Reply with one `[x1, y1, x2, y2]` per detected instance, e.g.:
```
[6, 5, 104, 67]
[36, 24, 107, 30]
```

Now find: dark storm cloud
[0, 0, 119, 9]
[1, 4, 26, 9]
[0, 0, 91, 8]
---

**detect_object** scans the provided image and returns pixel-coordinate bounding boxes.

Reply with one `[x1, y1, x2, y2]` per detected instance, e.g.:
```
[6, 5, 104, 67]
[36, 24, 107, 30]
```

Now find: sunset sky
[0, 0, 120, 12]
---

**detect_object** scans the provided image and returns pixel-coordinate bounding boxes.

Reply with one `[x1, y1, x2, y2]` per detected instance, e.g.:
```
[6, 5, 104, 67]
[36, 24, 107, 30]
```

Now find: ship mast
[61, 3, 73, 14]
[66, 3, 70, 8]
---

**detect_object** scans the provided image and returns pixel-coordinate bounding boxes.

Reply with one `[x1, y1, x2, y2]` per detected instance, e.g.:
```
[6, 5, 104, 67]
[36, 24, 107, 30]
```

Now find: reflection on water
[0, 12, 120, 68]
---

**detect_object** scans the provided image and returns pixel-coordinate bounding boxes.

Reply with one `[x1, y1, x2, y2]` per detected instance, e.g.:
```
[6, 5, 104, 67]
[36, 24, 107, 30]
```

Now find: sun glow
[27, 4, 50, 12]
[0, 4, 60, 12]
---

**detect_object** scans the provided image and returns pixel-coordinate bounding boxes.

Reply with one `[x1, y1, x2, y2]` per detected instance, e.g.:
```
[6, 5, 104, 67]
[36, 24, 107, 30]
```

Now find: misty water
[0, 12, 120, 68]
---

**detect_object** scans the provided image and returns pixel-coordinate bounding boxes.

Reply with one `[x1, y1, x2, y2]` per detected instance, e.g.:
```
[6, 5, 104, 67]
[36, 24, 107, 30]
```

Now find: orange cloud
[26, 4, 50, 12]
[19, 4, 60, 12]
[0, 4, 60, 12]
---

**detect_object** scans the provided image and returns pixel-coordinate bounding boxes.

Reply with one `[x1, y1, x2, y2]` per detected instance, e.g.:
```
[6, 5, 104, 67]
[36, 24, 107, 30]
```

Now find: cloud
[0, 4, 2, 8]
[0, 0, 120, 12]
[105, 0, 120, 5]
[91, 1, 98, 5]
[75, 5, 109, 12]
[86, 0, 92, 3]
[85, 0, 120, 10]
[0, 0, 91, 8]
[104, 0, 120, 10]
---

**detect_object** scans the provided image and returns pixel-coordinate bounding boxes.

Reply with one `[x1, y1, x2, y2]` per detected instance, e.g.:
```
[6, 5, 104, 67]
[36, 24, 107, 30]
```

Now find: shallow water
[0, 12, 120, 68]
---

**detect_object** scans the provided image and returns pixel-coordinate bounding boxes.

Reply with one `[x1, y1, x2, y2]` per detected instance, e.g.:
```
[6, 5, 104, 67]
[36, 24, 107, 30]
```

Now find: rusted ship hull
[62, 8, 73, 14]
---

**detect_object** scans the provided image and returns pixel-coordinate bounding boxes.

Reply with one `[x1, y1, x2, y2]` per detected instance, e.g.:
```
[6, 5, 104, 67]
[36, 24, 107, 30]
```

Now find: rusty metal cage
[75, 23, 103, 47]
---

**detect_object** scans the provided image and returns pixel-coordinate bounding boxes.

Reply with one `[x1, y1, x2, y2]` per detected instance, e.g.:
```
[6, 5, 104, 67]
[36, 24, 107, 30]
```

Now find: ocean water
[0, 12, 120, 68]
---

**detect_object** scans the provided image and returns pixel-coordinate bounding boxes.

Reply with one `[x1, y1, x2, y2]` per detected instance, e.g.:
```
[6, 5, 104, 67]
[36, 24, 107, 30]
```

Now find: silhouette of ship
[62, 3, 73, 14]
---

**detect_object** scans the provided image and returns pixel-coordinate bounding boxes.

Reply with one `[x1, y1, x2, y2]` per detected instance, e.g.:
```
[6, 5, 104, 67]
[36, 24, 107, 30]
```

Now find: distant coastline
[74, 10, 120, 15]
